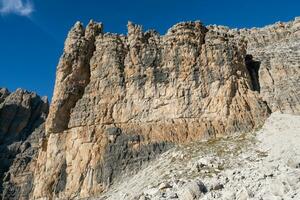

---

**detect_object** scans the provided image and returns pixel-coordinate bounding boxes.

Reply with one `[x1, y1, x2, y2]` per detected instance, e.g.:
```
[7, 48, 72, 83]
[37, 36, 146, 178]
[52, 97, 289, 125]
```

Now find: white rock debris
[98, 112, 300, 200]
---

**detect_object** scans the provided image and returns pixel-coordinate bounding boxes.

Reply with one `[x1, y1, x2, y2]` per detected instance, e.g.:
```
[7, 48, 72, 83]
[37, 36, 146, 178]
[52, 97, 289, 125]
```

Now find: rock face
[32, 19, 274, 199]
[244, 19, 300, 114]
[1, 17, 299, 200]
[46, 21, 103, 134]
[208, 17, 300, 114]
[0, 88, 48, 200]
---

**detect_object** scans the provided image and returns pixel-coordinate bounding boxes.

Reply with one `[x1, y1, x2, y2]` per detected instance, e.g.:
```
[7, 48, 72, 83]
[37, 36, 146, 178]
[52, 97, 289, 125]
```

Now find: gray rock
[178, 180, 207, 200]
[0, 89, 48, 200]
[158, 182, 172, 190]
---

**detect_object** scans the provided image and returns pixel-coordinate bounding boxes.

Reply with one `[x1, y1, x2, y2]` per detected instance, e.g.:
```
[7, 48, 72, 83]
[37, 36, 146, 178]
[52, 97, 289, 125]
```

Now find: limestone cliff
[0, 88, 48, 200]
[208, 16, 300, 114]
[33, 20, 274, 199]
[1, 17, 299, 200]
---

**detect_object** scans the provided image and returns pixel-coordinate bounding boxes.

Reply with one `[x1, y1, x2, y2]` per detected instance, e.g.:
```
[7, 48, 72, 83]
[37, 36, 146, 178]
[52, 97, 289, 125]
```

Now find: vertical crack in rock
[245, 54, 261, 92]
[53, 160, 67, 195]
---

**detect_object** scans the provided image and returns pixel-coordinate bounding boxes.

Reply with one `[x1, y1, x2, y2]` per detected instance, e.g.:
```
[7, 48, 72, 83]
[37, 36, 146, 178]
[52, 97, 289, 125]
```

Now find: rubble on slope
[98, 112, 300, 200]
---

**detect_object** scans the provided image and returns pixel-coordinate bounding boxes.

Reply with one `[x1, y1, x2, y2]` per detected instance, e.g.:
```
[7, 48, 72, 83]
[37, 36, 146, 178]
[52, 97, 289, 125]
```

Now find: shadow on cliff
[245, 54, 261, 92]
[0, 95, 49, 200]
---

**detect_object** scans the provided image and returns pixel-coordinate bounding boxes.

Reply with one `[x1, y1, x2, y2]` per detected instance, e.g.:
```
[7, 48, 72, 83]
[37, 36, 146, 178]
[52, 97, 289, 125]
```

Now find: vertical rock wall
[32, 20, 272, 199]
[1, 17, 299, 200]
[244, 18, 300, 114]
[208, 17, 300, 114]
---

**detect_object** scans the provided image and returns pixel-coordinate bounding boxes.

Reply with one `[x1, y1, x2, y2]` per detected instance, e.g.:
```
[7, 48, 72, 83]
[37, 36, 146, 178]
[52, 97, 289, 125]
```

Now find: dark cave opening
[245, 54, 261, 92]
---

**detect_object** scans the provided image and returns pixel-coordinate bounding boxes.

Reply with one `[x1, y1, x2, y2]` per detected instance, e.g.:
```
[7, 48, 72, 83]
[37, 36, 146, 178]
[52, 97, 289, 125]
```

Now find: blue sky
[0, 0, 299, 100]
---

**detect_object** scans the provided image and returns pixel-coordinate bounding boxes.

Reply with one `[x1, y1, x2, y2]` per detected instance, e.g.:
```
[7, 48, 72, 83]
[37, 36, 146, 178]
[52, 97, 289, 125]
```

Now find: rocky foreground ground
[98, 112, 300, 200]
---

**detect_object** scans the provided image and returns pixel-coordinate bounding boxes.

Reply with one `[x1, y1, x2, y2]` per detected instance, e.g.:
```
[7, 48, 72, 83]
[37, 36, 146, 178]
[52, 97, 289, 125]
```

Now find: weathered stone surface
[0, 88, 48, 200]
[46, 20, 103, 134]
[68, 20, 268, 136]
[1, 17, 299, 200]
[178, 180, 207, 200]
[32, 19, 275, 199]
[208, 17, 300, 114]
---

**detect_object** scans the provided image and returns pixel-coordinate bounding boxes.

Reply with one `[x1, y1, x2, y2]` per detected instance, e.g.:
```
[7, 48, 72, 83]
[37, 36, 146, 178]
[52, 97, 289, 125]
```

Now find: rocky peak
[127, 21, 143, 43]
[0, 88, 10, 104]
[0, 88, 48, 143]
[166, 21, 206, 34]
[85, 20, 103, 41]
[165, 21, 207, 47]
[0, 88, 48, 199]
[46, 21, 103, 134]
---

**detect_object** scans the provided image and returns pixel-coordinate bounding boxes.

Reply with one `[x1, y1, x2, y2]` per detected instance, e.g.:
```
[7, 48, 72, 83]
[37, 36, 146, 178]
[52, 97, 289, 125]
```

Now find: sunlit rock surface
[1, 16, 299, 200]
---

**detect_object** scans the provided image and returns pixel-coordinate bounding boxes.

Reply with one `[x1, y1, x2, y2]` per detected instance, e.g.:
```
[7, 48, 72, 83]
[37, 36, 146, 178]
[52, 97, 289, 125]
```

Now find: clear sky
[0, 0, 299, 100]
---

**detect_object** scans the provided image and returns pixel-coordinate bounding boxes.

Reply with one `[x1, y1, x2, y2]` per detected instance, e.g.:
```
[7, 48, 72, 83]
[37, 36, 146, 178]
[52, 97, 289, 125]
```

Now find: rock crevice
[245, 54, 261, 92]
